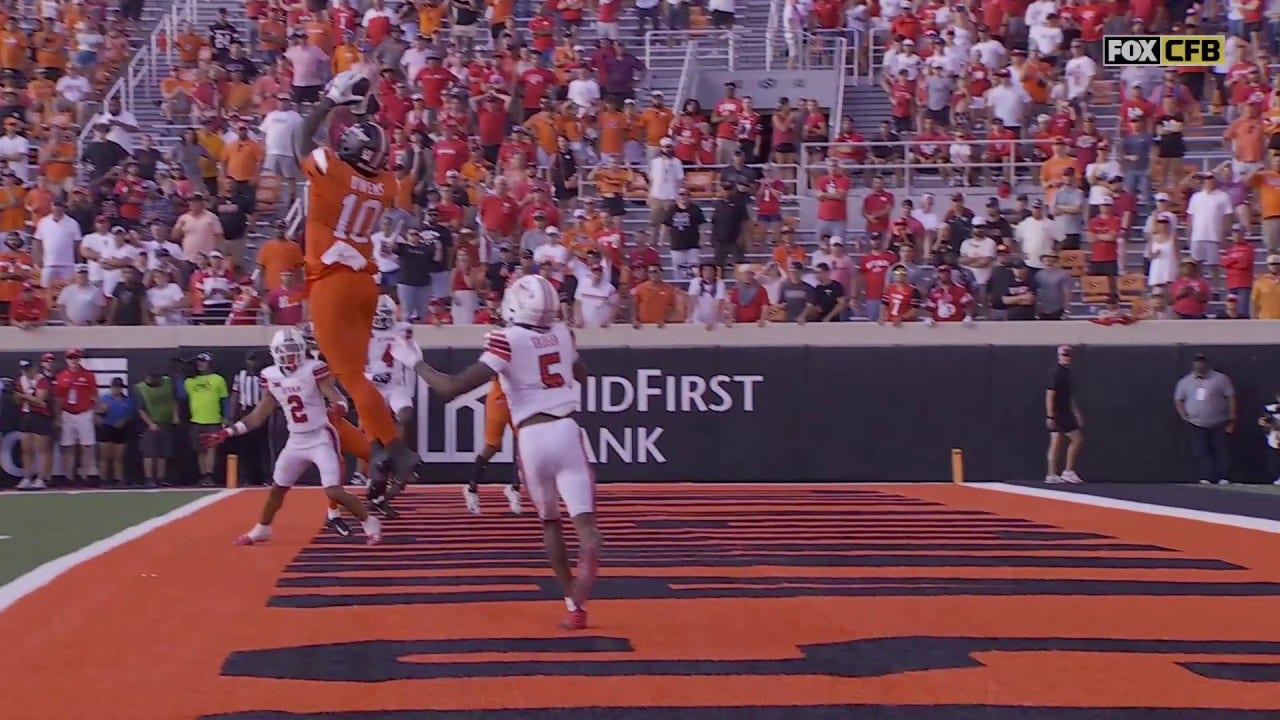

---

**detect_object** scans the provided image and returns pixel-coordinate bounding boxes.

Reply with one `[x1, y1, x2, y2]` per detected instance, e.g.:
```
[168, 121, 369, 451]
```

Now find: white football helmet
[373, 294, 397, 330]
[502, 274, 559, 329]
[269, 327, 308, 373]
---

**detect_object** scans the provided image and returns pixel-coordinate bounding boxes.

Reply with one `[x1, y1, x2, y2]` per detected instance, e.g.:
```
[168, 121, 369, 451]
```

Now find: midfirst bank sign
[416, 370, 764, 464]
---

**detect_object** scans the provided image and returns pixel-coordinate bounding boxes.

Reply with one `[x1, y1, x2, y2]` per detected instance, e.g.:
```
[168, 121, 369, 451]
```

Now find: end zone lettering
[1103, 35, 1225, 67]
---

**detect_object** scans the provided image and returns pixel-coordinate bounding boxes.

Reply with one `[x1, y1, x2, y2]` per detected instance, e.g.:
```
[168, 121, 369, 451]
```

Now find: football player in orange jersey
[465, 381, 523, 516]
[295, 70, 419, 505]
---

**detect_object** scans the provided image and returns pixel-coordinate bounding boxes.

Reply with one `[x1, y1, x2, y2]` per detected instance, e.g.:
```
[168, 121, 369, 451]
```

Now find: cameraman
[13, 359, 53, 490]
[229, 349, 272, 486]
[178, 352, 227, 487]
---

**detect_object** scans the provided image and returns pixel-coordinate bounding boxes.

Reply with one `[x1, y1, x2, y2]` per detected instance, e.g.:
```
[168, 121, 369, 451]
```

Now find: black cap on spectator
[521, 249, 534, 258]
[815, 262, 831, 272]
[1010, 259, 1027, 268]
[789, 260, 804, 271]
[986, 198, 1000, 207]
[110, 378, 125, 388]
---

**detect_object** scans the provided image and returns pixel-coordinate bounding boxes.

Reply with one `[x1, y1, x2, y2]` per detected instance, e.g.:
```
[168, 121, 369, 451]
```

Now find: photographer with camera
[176, 352, 228, 487]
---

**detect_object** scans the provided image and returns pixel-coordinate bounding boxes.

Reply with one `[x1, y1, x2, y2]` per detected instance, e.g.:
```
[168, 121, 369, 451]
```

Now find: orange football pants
[309, 269, 400, 447]
[484, 384, 512, 449]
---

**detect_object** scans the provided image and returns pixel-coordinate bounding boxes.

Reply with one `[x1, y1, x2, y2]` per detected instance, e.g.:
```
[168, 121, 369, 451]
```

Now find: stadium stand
[3, 0, 1279, 327]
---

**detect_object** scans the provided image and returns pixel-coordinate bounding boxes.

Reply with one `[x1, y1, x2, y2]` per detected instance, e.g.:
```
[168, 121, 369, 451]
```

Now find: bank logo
[1103, 35, 1224, 67]
[415, 380, 513, 463]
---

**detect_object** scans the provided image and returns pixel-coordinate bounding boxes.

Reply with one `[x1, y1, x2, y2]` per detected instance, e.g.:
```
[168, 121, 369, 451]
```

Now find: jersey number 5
[286, 394, 308, 424]
[538, 352, 567, 389]
[333, 194, 383, 241]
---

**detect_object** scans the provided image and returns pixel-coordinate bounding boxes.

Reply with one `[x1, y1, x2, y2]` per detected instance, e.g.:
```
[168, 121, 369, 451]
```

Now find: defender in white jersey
[203, 327, 384, 546]
[367, 295, 419, 424]
[391, 274, 601, 630]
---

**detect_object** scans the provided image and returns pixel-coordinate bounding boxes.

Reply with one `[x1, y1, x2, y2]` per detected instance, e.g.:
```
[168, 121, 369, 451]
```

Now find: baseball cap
[1010, 259, 1027, 268]
[659, 137, 674, 147]
[546, 226, 560, 235]
[829, 236, 845, 245]
[1268, 254, 1280, 264]
[208, 250, 225, 259]
[66, 348, 84, 359]
[41, 353, 55, 363]
[18, 359, 30, 368]
[74, 263, 89, 273]
[1155, 192, 1172, 202]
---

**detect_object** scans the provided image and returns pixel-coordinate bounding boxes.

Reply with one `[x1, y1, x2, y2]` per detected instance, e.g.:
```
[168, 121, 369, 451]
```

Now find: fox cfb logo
[1103, 35, 1225, 67]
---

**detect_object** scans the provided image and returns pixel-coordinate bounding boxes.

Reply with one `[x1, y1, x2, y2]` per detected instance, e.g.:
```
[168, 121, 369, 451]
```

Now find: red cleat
[561, 608, 587, 630]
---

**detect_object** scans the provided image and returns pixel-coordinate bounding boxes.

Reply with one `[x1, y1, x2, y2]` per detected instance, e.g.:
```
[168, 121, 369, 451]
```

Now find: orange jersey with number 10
[302, 147, 399, 282]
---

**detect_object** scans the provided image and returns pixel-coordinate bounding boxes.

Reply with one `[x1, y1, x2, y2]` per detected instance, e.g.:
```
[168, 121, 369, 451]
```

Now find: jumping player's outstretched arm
[295, 97, 336, 160]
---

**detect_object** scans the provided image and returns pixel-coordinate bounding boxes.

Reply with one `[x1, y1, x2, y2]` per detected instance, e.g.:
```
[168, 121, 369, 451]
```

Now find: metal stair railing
[644, 30, 740, 72]
[78, 0, 197, 145]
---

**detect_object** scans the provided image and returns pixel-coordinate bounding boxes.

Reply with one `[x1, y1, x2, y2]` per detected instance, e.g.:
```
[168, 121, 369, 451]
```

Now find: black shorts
[1089, 260, 1118, 277]
[1051, 415, 1080, 434]
[141, 426, 172, 459]
[98, 424, 126, 445]
[600, 195, 626, 216]
[0, 299, 9, 321]
[892, 116, 912, 133]
[926, 107, 950, 126]
[773, 142, 797, 156]
[292, 85, 321, 104]
[19, 413, 52, 436]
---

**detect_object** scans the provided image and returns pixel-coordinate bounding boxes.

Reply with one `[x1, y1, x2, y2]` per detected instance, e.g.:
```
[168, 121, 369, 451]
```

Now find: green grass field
[0, 490, 217, 584]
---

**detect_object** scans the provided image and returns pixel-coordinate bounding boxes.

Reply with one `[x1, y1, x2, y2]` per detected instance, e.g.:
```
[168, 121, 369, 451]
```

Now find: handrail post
[728, 31, 736, 71]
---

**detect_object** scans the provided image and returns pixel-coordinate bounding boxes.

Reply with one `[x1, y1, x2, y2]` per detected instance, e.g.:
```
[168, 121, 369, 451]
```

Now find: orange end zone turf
[3, 484, 1280, 720]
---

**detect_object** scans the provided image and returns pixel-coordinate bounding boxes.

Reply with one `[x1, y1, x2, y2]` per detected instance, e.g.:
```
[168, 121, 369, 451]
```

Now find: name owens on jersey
[478, 324, 580, 427]
[366, 322, 415, 386]
[261, 359, 333, 434]
[301, 147, 399, 282]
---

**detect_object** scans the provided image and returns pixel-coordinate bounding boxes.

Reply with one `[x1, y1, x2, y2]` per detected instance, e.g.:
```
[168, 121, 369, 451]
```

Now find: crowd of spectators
[2, 0, 1280, 329]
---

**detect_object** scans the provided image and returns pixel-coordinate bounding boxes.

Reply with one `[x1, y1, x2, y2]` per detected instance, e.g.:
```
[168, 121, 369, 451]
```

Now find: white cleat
[15, 478, 31, 490]
[1044, 474, 1064, 484]
[504, 485, 523, 515]
[29, 478, 46, 490]
[1061, 470, 1084, 484]
[362, 516, 383, 545]
[1216, 479, 1231, 485]
[464, 486, 482, 515]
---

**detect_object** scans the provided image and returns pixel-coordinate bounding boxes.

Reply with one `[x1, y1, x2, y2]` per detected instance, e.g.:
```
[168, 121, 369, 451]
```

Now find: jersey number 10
[333, 194, 384, 241]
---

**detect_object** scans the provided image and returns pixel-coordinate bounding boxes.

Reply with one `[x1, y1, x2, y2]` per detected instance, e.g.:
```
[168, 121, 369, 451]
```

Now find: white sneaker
[1272, 477, 1280, 486]
[1044, 474, 1065, 484]
[463, 486, 482, 515]
[1061, 470, 1084, 484]
[504, 485, 523, 515]
[15, 478, 31, 490]
[1217, 479, 1231, 485]
[29, 478, 46, 490]
[1199, 479, 1211, 484]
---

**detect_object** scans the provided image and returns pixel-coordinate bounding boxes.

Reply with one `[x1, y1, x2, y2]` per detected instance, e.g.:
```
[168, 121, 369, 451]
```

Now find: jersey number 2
[538, 352, 567, 389]
[333, 194, 383, 241]
[286, 395, 308, 424]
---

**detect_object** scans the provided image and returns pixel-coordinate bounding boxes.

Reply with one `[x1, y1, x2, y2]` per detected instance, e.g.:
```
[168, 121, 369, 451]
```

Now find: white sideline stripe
[0, 488, 220, 498]
[0, 489, 241, 614]
[975, 482, 1280, 534]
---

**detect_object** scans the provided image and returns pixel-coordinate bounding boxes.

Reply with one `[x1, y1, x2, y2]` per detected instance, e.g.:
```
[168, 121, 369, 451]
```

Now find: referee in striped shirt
[229, 349, 277, 486]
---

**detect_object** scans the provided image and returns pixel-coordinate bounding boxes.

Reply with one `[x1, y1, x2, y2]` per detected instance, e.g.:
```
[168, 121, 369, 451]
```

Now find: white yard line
[0, 489, 241, 614]
[974, 482, 1280, 534]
